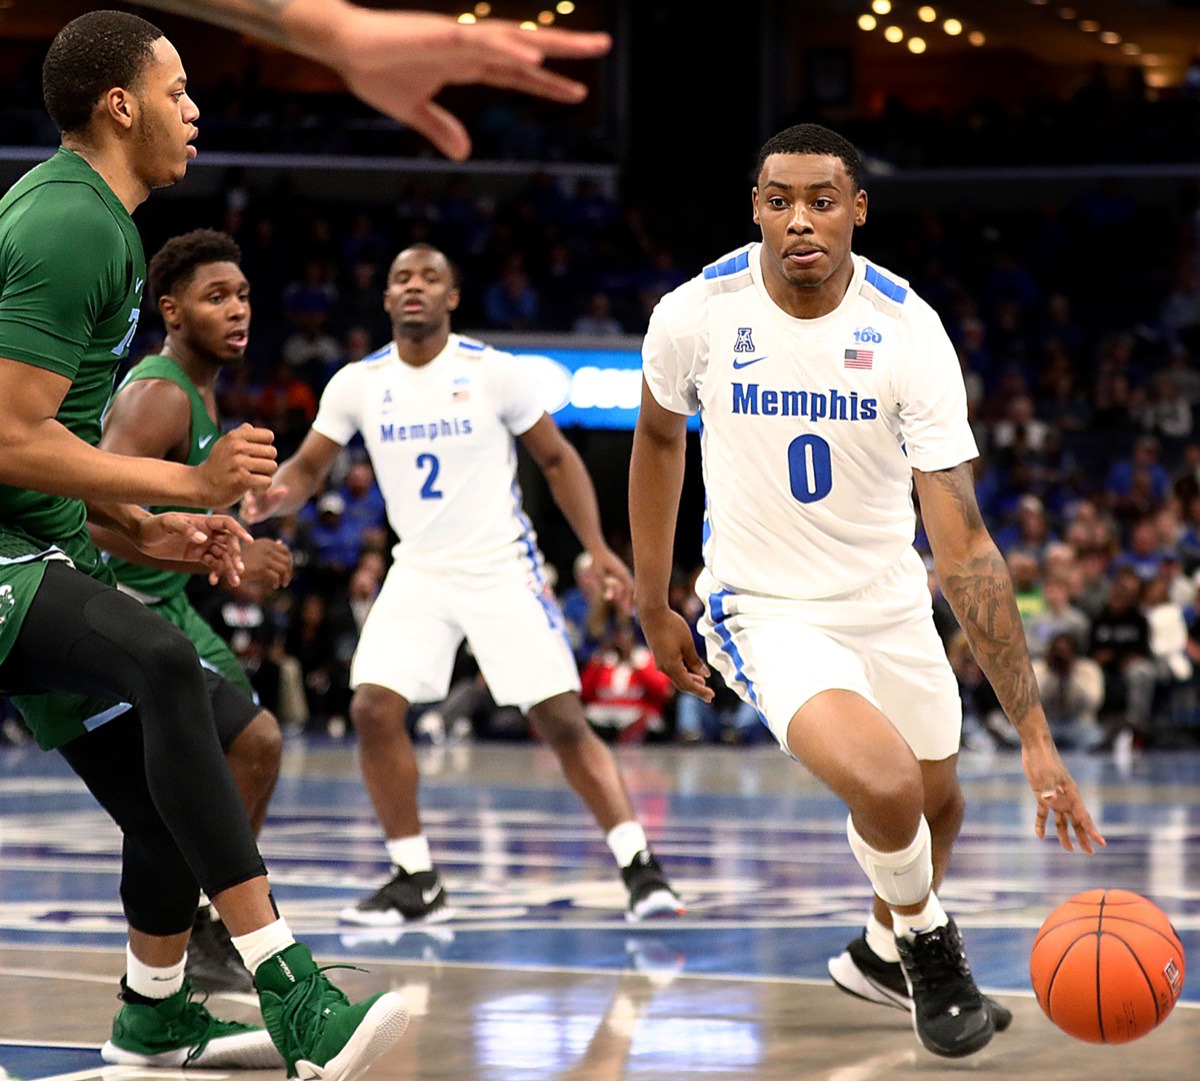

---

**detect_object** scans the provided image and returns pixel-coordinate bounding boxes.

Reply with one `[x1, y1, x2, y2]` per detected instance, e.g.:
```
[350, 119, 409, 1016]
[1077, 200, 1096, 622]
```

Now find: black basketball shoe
[185, 906, 253, 994]
[621, 850, 685, 922]
[339, 867, 452, 927]
[895, 919, 995, 1058]
[828, 931, 1013, 1031]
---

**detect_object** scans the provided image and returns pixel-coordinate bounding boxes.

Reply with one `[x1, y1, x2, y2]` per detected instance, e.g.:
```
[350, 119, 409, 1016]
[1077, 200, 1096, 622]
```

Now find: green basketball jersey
[0, 148, 145, 746]
[0, 147, 146, 577]
[106, 354, 221, 601]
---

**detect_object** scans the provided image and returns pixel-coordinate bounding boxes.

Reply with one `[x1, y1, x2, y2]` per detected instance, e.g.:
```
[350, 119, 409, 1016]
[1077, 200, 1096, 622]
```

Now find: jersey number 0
[786, 434, 833, 503]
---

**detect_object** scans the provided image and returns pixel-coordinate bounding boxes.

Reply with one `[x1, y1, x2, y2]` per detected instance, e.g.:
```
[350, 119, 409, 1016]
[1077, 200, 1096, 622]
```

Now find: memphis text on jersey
[731, 382, 878, 422]
[378, 416, 474, 443]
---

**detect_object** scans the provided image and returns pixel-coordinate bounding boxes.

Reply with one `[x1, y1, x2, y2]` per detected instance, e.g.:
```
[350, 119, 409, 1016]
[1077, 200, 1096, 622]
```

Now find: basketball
[1030, 889, 1186, 1044]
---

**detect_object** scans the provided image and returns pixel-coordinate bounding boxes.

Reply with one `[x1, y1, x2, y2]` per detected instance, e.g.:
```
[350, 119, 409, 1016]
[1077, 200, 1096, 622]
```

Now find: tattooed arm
[135, 0, 609, 160]
[915, 462, 1105, 853]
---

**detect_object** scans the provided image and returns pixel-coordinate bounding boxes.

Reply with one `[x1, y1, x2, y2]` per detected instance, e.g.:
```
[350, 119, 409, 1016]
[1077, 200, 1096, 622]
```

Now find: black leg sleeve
[8, 563, 265, 895]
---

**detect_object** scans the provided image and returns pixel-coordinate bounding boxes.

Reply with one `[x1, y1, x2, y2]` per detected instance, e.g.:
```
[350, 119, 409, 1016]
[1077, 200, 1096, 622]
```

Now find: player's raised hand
[240, 485, 290, 525]
[240, 538, 294, 590]
[135, 511, 252, 586]
[639, 606, 713, 702]
[591, 546, 635, 612]
[1023, 739, 1106, 854]
[193, 424, 277, 508]
[315, 10, 611, 160]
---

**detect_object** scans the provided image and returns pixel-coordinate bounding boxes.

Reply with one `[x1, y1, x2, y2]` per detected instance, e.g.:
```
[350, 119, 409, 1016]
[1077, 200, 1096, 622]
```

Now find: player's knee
[136, 629, 203, 700]
[857, 767, 924, 842]
[228, 711, 283, 784]
[527, 696, 590, 749]
[350, 687, 408, 744]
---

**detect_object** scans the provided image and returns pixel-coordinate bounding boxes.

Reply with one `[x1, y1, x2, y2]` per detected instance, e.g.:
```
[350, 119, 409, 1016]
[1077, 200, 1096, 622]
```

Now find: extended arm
[915, 462, 1104, 851]
[519, 413, 632, 607]
[133, 0, 610, 160]
[241, 430, 342, 523]
[628, 380, 711, 700]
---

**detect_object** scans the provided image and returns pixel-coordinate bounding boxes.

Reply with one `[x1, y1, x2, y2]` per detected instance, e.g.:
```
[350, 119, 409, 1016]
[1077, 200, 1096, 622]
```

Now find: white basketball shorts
[697, 547, 962, 762]
[350, 556, 581, 710]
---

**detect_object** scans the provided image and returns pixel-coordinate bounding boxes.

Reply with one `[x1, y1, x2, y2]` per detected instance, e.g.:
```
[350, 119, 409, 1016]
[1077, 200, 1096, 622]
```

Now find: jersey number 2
[787, 434, 833, 503]
[417, 453, 443, 500]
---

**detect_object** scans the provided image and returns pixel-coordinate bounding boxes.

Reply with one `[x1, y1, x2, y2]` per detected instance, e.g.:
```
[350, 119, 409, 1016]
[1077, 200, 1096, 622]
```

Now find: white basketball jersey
[642, 243, 978, 601]
[313, 334, 546, 570]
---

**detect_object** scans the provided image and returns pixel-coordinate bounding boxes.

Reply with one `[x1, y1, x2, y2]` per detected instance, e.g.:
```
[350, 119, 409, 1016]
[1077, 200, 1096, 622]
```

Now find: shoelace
[279, 965, 365, 1055]
[904, 931, 980, 1010]
[174, 988, 252, 1065]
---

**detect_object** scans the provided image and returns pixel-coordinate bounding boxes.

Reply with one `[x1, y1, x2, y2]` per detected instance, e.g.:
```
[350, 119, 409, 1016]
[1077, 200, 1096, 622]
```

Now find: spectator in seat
[1034, 634, 1105, 751]
[1026, 575, 1091, 660]
[580, 619, 673, 744]
[1089, 568, 1156, 743]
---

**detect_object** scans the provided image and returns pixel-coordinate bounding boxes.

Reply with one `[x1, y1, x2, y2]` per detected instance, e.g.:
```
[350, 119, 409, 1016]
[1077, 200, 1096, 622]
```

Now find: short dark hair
[43, 10, 164, 136]
[754, 123, 864, 190]
[148, 230, 242, 305]
[393, 242, 461, 288]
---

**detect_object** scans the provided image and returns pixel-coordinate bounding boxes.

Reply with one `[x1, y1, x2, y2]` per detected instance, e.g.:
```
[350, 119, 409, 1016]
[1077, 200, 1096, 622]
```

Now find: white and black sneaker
[829, 932, 1013, 1031]
[894, 919, 994, 1058]
[621, 850, 685, 922]
[339, 867, 453, 927]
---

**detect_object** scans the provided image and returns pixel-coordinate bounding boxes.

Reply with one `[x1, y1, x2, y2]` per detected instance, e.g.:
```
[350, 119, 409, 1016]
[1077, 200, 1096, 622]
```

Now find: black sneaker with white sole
[339, 868, 451, 927]
[828, 932, 1013, 1031]
[621, 850, 685, 922]
[894, 919, 995, 1058]
[186, 906, 254, 994]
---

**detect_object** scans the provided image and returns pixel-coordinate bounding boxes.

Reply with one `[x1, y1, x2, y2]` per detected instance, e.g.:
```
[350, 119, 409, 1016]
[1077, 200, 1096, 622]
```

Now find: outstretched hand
[240, 485, 290, 525]
[327, 12, 611, 160]
[136, 511, 252, 586]
[1023, 741, 1106, 854]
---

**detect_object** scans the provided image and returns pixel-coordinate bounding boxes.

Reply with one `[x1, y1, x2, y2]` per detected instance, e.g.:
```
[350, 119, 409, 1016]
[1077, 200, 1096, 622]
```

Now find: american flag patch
[844, 348, 874, 369]
[452, 389, 470, 402]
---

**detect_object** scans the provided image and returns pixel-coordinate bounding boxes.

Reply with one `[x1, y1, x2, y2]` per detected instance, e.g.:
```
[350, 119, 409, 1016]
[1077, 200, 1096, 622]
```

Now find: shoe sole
[338, 904, 457, 928]
[827, 951, 910, 1010]
[626, 889, 686, 923]
[102, 1030, 284, 1069]
[294, 992, 410, 1081]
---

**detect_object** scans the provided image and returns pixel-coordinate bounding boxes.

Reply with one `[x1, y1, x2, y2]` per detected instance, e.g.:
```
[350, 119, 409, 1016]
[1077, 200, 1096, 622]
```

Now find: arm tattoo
[136, 1, 297, 46]
[926, 467, 1044, 736]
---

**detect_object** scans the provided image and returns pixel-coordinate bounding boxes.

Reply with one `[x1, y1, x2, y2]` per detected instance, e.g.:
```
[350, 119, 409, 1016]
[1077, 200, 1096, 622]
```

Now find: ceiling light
[943, 17, 963, 35]
[1078, 19, 1099, 31]
[519, 20, 537, 29]
[968, 30, 985, 45]
[872, 0, 892, 14]
[884, 24, 904, 42]
[918, 6, 937, 22]
[1057, 7, 1075, 18]
[537, 9, 555, 23]
[908, 36, 927, 52]
[474, 1, 491, 13]
[457, 12, 476, 22]
[1121, 42, 1142, 56]
[1099, 31, 1120, 44]
[858, 13, 878, 30]
[556, 0, 575, 11]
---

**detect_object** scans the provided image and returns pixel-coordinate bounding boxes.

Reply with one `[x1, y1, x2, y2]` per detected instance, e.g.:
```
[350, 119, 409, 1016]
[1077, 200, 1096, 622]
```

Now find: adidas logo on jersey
[731, 382, 878, 422]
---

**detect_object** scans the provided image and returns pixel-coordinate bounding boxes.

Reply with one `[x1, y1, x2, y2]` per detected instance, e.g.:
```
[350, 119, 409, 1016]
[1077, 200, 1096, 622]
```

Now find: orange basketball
[1030, 889, 1186, 1044]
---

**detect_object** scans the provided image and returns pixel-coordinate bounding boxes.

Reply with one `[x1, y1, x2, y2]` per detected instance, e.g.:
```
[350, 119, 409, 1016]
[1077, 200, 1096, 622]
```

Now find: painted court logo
[734, 327, 756, 353]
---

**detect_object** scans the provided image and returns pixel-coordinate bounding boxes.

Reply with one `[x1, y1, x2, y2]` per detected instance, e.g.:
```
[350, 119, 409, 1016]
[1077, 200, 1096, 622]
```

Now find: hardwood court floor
[1, 739, 1198, 1079]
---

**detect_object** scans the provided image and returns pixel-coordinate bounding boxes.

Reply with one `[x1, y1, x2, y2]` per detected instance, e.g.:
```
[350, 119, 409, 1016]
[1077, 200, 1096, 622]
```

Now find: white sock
[125, 942, 184, 1000]
[230, 917, 295, 975]
[386, 834, 433, 874]
[866, 912, 901, 963]
[892, 892, 949, 940]
[606, 821, 649, 868]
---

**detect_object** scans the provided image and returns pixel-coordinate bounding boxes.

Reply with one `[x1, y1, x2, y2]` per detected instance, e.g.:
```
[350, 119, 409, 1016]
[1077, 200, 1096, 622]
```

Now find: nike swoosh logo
[198, 435, 214, 449]
[732, 355, 768, 369]
[422, 887, 442, 905]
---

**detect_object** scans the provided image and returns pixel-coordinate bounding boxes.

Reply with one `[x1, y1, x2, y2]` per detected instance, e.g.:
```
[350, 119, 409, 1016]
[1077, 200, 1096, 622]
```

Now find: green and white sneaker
[255, 943, 409, 1081]
[101, 980, 284, 1068]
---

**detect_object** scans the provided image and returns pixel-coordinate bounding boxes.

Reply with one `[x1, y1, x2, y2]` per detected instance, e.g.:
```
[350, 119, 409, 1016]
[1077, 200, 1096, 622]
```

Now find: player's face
[752, 153, 867, 291]
[383, 250, 460, 339]
[163, 262, 251, 363]
[132, 38, 199, 189]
